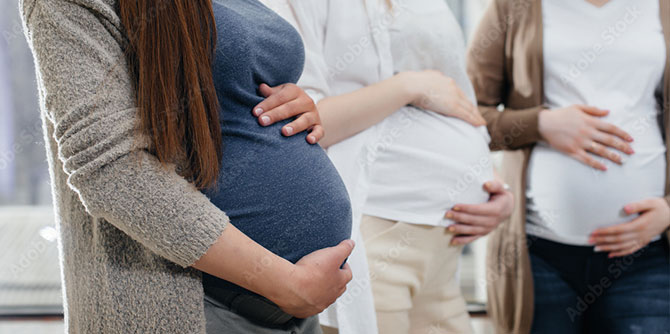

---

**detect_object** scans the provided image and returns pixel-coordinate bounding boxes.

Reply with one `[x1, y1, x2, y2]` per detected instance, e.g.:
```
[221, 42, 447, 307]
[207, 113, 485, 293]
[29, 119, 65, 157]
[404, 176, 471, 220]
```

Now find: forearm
[317, 72, 416, 148]
[193, 224, 295, 304]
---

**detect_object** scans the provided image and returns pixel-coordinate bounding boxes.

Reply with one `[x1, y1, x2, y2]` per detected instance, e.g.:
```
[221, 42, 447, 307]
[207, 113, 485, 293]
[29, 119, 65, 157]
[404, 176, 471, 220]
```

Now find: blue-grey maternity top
[202, 0, 352, 296]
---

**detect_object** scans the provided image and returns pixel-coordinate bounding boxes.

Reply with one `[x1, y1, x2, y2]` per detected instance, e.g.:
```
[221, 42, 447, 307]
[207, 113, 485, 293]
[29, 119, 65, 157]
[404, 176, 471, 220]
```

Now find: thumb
[325, 240, 355, 267]
[258, 83, 276, 98]
[483, 180, 505, 194]
[578, 105, 609, 117]
[623, 199, 656, 215]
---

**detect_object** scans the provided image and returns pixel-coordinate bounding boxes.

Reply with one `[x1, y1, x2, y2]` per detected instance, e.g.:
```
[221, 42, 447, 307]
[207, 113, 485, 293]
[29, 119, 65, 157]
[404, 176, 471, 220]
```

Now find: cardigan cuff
[489, 105, 545, 150]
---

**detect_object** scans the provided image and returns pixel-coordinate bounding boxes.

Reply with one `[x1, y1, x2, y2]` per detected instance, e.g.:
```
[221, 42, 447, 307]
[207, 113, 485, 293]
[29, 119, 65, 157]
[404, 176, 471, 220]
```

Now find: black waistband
[204, 285, 296, 327]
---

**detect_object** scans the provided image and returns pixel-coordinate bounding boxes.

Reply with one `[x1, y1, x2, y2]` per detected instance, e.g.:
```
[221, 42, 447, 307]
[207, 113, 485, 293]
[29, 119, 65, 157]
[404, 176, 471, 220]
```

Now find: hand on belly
[445, 180, 514, 245]
[537, 105, 635, 171]
[589, 197, 670, 258]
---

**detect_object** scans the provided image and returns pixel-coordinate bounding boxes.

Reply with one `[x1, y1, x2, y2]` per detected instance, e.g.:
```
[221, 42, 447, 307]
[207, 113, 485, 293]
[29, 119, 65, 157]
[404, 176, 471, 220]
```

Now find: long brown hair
[119, 0, 222, 189]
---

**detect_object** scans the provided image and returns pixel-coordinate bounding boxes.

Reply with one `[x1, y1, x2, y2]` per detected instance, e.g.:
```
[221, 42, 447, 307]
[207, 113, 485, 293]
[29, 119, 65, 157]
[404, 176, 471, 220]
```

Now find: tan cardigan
[466, 0, 670, 333]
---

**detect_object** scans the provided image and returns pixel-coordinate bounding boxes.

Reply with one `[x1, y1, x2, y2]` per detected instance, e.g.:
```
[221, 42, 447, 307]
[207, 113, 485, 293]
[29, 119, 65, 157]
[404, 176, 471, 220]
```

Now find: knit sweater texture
[20, 0, 230, 332]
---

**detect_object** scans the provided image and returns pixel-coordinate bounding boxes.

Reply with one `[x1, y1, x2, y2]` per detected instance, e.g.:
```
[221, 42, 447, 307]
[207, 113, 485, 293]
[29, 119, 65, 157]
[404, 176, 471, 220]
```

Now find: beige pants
[361, 215, 473, 334]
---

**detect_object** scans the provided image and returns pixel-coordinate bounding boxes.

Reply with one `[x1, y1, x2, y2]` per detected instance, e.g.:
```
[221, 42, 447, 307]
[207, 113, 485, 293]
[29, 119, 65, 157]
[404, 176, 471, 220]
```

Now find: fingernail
[260, 115, 270, 125]
[453, 206, 461, 211]
[284, 126, 294, 136]
[484, 182, 491, 189]
[446, 212, 454, 219]
[253, 108, 263, 116]
[594, 247, 602, 252]
[448, 226, 455, 232]
[307, 135, 316, 143]
[588, 237, 595, 244]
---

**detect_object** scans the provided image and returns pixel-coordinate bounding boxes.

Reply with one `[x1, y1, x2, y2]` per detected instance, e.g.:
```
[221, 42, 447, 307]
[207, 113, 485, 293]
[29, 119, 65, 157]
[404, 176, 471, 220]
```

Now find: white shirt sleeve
[263, 2, 381, 333]
[286, 0, 332, 103]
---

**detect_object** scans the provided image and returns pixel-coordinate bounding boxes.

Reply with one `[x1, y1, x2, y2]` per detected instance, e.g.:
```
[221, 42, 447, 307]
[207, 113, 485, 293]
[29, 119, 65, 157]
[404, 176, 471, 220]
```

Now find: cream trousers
[360, 214, 473, 334]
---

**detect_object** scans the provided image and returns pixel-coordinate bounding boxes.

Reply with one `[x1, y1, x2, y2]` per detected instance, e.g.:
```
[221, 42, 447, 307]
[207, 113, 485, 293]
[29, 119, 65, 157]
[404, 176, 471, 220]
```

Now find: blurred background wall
[0, 2, 51, 207]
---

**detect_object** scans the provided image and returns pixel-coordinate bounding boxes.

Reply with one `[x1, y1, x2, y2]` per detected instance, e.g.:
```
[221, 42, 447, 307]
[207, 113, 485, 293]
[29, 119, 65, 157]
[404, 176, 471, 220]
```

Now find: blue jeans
[528, 235, 670, 334]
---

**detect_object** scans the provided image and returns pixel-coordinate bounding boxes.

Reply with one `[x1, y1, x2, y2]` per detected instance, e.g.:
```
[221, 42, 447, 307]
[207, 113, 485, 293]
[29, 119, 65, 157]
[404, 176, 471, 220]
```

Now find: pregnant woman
[21, 0, 352, 333]
[468, 0, 670, 333]
[201, 1, 353, 332]
[282, 0, 514, 332]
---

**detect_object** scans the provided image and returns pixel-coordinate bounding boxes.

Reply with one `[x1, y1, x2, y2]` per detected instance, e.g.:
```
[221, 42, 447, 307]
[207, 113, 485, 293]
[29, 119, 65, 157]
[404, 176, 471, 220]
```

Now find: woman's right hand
[273, 240, 355, 318]
[538, 105, 635, 171]
[404, 70, 486, 126]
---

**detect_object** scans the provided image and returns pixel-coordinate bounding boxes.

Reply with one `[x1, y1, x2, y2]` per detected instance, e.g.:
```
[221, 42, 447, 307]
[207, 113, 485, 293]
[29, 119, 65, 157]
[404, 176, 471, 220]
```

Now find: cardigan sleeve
[466, 0, 544, 151]
[21, 0, 228, 268]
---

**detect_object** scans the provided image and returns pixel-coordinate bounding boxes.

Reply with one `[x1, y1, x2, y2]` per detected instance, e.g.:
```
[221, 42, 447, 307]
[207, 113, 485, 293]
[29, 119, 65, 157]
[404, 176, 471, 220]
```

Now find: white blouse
[268, 0, 394, 333]
[362, 0, 494, 227]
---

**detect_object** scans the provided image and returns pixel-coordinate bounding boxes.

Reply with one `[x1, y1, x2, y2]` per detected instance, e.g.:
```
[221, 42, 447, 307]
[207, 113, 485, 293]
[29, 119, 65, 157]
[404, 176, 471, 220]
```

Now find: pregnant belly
[205, 133, 352, 263]
[201, 127, 352, 297]
[527, 144, 667, 244]
[364, 109, 494, 226]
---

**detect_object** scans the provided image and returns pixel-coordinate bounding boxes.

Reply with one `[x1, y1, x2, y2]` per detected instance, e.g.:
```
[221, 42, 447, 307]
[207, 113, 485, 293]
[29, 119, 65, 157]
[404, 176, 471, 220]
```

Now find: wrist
[260, 257, 299, 305]
[537, 108, 551, 141]
[394, 71, 420, 104]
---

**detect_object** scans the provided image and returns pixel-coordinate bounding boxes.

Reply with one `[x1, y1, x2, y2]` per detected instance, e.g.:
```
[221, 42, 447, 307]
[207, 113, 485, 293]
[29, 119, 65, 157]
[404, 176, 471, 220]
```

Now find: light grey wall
[0, 2, 51, 206]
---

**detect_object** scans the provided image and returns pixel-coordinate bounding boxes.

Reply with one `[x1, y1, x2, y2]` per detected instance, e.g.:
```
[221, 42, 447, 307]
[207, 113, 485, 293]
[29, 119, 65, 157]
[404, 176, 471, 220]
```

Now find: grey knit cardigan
[20, 0, 230, 332]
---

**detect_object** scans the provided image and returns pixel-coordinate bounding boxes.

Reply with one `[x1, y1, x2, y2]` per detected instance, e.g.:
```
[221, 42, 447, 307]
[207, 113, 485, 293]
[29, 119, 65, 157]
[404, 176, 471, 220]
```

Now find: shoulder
[20, 0, 125, 52]
[20, 0, 121, 31]
[288, 0, 329, 25]
[488, 0, 538, 17]
[482, 0, 538, 31]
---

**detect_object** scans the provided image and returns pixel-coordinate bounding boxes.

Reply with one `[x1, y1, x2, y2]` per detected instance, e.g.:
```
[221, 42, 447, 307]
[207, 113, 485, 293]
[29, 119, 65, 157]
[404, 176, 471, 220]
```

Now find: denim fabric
[529, 236, 670, 334]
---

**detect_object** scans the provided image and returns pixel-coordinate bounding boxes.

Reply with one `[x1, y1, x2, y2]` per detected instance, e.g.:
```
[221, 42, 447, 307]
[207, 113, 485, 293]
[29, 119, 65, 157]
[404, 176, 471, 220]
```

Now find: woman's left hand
[445, 180, 514, 246]
[253, 83, 324, 144]
[590, 198, 670, 258]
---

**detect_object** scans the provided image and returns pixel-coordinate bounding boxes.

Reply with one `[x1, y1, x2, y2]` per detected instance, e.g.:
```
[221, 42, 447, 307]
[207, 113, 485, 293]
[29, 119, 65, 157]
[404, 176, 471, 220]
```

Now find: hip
[204, 293, 322, 334]
[528, 235, 670, 307]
